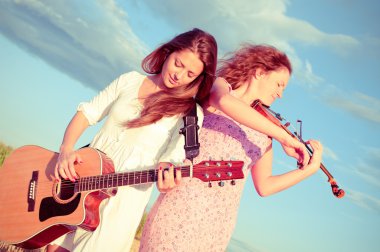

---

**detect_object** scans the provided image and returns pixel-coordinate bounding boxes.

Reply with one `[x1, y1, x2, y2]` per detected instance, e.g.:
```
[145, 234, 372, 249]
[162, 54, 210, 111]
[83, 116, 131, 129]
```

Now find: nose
[174, 70, 184, 80]
[278, 91, 283, 98]
[277, 88, 283, 98]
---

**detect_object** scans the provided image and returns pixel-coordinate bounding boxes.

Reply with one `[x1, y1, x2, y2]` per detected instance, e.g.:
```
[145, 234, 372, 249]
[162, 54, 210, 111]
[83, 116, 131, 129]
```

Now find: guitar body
[0, 145, 115, 249]
[0, 145, 245, 249]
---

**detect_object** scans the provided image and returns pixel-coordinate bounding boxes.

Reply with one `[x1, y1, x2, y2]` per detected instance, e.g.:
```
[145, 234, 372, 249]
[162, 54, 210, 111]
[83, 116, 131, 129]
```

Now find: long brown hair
[127, 28, 217, 128]
[217, 44, 292, 90]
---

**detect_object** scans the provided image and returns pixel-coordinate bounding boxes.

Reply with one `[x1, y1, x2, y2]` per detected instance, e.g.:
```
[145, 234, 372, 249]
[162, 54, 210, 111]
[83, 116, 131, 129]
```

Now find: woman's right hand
[54, 148, 83, 182]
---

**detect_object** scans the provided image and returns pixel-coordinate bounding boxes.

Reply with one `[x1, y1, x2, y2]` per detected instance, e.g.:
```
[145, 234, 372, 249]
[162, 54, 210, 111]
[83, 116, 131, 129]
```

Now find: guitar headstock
[192, 160, 244, 182]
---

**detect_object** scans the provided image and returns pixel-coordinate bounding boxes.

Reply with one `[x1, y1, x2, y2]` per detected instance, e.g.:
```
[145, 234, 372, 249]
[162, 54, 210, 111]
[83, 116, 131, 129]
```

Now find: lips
[169, 75, 178, 85]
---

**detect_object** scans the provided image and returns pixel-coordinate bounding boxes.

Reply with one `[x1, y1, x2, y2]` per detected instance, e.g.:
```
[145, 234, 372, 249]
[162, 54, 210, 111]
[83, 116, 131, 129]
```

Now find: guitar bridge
[28, 171, 38, 212]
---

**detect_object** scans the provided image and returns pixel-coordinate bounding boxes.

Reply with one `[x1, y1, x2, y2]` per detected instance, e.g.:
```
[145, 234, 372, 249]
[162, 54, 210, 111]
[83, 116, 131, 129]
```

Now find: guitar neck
[76, 165, 191, 192]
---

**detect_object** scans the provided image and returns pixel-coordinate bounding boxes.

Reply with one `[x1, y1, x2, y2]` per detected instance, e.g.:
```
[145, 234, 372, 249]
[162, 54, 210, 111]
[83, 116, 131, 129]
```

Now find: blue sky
[0, 0, 379, 251]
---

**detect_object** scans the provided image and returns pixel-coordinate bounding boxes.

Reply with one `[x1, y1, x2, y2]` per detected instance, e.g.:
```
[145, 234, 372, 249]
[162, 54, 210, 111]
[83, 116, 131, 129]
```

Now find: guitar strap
[179, 104, 200, 163]
[82, 106, 200, 163]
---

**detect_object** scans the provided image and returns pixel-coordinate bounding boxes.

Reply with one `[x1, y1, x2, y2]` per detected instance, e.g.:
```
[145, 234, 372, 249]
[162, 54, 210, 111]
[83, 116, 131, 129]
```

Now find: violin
[251, 100, 345, 198]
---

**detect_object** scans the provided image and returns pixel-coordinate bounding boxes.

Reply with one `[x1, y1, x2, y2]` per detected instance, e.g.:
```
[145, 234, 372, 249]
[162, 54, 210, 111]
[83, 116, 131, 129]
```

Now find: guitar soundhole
[39, 179, 82, 221]
[39, 194, 81, 221]
[58, 179, 76, 200]
[52, 179, 79, 204]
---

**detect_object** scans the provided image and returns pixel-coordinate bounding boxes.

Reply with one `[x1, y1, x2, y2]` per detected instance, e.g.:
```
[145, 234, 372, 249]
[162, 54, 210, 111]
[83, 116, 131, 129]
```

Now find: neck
[139, 75, 163, 102]
[150, 74, 165, 92]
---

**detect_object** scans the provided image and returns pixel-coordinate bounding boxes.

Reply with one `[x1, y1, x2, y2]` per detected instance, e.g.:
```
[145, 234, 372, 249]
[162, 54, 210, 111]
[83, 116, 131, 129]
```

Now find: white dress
[53, 71, 203, 252]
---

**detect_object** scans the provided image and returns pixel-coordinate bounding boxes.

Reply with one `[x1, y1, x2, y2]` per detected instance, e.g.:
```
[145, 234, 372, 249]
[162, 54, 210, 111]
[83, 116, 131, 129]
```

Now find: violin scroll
[330, 179, 345, 198]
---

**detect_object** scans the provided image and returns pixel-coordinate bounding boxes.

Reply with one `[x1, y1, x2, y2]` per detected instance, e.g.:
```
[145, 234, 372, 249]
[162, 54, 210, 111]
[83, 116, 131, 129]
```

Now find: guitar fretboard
[75, 166, 191, 192]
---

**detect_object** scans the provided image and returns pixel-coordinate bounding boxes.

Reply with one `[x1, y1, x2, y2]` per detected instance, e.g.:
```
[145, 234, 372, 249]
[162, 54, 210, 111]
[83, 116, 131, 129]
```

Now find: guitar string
[56, 162, 241, 187]
[57, 167, 190, 188]
[53, 162, 241, 189]
[56, 168, 239, 189]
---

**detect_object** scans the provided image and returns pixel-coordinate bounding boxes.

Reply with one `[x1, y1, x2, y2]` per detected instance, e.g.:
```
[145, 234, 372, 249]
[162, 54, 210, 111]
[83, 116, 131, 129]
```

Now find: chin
[262, 100, 272, 106]
[266, 97, 278, 106]
[163, 78, 174, 89]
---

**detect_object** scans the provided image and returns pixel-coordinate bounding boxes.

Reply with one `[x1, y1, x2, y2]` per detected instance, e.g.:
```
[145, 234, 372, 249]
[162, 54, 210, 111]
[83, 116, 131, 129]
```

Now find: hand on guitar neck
[157, 162, 182, 194]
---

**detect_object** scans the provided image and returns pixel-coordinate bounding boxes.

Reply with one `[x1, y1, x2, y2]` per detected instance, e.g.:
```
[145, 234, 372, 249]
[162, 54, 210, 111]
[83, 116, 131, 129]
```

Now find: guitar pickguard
[39, 194, 81, 221]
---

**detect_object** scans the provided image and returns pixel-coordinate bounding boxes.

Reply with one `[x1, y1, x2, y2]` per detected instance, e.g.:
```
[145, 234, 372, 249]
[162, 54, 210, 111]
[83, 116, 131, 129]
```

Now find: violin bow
[251, 100, 345, 198]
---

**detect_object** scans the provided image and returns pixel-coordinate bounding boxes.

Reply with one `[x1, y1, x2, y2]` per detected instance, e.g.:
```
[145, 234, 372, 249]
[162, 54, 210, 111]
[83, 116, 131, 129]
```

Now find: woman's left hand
[281, 136, 310, 167]
[157, 162, 181, 193]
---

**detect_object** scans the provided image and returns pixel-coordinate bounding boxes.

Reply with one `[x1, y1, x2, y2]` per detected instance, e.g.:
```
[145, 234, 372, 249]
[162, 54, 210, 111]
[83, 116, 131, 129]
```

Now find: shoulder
[213, 77, 232, 92]
[111, 71, 146, 91]
[117, 71, 146, 83]
[205, 77, 232, 114]
[210, 77, 233, 98]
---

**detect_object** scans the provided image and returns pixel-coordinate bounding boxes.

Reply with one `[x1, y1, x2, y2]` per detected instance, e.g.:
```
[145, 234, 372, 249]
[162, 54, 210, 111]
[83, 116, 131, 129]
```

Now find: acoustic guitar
[0, 145, 244, 249]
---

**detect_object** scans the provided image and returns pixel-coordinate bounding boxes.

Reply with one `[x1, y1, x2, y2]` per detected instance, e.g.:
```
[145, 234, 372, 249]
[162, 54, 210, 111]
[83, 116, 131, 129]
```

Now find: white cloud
[141, 0, 359, 50]
[345, 188, 380, 213]
[354, 161, 380, 188]
[323, 145, 339, 161]
[325, 90, 380, 124]
[365, 146, 380, 159]
[336, 146, 380, 189]
[352, 146, 380, 188]
[0, 0, 148, 90]
[141, 0, 359, 88]
[293, 59, 324, 88]
[0, 0, 362, 90]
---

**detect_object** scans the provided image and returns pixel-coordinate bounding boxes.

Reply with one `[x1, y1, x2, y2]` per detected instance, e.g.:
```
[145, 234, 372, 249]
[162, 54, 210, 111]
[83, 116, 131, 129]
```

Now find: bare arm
[54, 111, 90, 181]
[251, 140, 323, 197]
[208, 77, 309, 166]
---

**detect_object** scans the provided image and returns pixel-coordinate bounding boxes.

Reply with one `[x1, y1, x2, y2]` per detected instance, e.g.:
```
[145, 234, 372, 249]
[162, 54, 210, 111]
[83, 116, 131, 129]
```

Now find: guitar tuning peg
[231, 180, 236, 186]
[218, 181, 225, 187]
[208, 181, 212, 188]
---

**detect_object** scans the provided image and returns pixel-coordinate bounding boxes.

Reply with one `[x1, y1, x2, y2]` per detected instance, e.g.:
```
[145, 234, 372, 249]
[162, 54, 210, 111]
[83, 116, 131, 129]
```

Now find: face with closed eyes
[161, 49, 204, 89]
[255, 68, 290, 106]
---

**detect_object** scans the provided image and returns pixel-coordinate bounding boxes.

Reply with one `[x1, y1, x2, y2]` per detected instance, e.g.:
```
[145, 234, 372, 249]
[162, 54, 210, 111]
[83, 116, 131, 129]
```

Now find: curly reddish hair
[217, 44, 292, 90]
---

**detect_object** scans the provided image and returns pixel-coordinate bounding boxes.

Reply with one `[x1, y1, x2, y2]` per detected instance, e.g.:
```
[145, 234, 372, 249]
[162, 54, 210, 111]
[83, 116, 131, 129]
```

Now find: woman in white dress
[47, 28, 218, 252]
